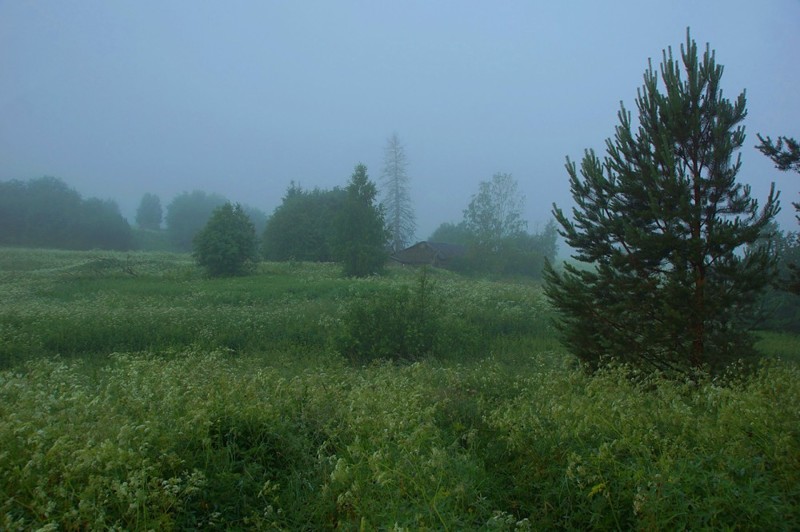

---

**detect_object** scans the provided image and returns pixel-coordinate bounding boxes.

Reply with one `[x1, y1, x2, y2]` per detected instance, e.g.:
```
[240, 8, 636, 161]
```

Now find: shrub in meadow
[336, 269, 442, 363]
[192, 202, 258, 277]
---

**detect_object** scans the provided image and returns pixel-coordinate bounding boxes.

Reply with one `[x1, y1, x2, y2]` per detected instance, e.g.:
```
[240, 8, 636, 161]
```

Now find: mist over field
[2, 1, 799, 241]
[3, 4, 800, 525]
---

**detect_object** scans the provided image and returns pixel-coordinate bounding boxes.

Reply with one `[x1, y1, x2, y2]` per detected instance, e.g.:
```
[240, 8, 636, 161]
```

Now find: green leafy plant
[1, 247, 799, 529]
[192, 203, 258, 277]
[336, 269, 441, 363]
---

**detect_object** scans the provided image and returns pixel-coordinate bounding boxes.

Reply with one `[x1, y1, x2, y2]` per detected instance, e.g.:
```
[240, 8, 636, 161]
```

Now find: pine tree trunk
[691, 172, 705, 367]
[691, 268, 705, 367]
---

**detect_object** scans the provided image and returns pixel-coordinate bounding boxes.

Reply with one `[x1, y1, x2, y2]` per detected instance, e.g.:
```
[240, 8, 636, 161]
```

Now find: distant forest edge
[0, 176, 134, 251]
[0, 175, 560, 279]
[0, 177, 268, 254]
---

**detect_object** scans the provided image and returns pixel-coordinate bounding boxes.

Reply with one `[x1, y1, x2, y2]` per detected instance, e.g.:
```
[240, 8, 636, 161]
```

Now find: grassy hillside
[1, 248, 798, 529]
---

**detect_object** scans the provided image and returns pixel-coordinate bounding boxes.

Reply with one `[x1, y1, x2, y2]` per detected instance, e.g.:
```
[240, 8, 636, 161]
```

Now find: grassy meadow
[1, 247, 799, 530]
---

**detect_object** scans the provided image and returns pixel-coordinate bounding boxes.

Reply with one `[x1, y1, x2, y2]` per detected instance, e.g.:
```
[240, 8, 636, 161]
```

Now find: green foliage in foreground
[337, 269, 443, 363]
[2, 352, 798, 530]
[1, 247, 799, 529]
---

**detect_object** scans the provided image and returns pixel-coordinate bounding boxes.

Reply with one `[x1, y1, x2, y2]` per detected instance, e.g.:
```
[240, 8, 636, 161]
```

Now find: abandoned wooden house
[391, 241, 467, 268]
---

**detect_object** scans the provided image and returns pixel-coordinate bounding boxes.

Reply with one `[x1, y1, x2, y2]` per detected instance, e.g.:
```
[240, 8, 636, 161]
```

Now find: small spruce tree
[335, 164, 388, 277]
[192, 203, 258, 277]
[544, 31, 779, 374]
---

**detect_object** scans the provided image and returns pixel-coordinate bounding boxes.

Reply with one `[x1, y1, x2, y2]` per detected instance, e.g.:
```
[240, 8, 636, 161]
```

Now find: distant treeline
[0, 177, 133, 250]
[260, 179, 559, 278]
[0, 175, 559, 278]
[0, 177, 270, 253]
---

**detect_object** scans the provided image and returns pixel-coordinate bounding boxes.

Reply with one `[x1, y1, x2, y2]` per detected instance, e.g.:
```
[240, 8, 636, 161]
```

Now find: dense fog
[1, 1, 799, 240]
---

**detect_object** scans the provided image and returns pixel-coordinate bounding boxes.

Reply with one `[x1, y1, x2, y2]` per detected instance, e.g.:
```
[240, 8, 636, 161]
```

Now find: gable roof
[391, 241, 467, 265]
[424, 241, 467, 258]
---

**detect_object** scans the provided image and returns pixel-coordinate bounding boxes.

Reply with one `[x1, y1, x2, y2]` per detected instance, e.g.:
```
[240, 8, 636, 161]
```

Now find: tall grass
[2, 351, 798, 529]
[0, 248, 557, 368]
[1, 247, 799, 529]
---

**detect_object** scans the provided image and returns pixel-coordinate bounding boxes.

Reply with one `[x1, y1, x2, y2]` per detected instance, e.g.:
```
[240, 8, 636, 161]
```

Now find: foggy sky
[2, 1, 799, 241]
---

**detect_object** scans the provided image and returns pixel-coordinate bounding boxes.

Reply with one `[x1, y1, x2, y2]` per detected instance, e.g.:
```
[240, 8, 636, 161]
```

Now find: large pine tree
[544, 31, 779, 374]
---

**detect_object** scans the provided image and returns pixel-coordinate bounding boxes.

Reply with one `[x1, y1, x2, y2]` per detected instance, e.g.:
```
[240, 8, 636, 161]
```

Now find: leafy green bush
[192, 203, 258, 277]
[262, 183, 346, 261]
[2, 247, 800, 530]
[336, 270, 441, 363]
[2, 352, 798, 530]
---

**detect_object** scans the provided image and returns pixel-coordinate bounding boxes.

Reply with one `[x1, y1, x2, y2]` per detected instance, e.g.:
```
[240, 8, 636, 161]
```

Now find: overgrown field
[1, 248, 799, 529]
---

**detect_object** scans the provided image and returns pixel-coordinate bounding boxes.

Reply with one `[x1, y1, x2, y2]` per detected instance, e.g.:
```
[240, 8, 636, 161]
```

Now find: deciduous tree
[165, 190, 227, 252]
[429, 221, 472, 245]
[0, 176, 132, 250]
[262, 183, 346, 261]
[544, 31, 779, 374]
[463, 172, 526, 251]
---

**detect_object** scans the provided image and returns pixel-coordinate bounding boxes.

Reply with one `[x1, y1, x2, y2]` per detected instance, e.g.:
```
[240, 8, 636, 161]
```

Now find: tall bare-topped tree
[544, 31, 779, 374]
[381, 133, 415, 253]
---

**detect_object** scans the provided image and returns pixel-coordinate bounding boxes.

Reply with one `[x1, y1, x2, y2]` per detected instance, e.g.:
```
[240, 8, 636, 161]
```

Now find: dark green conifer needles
[545, 31, 779, 374]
